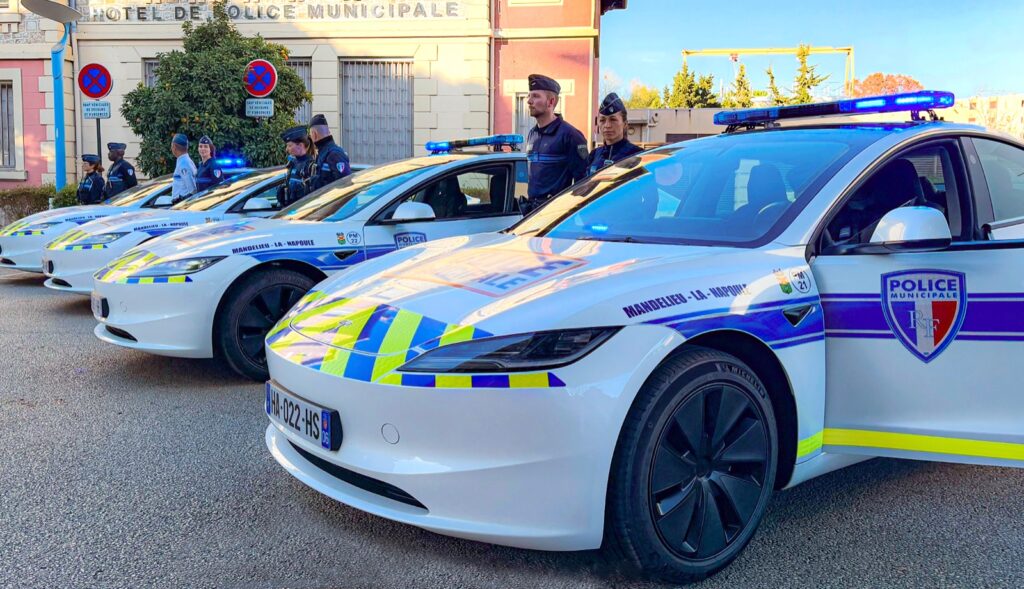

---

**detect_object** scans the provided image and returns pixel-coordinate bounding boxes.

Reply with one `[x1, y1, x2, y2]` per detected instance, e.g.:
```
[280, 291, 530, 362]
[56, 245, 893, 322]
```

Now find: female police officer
[195, 135, 225, 193]
[586, 93, 643, 176]
[277, 126, 318, 207]
[77, 154, 106, 205]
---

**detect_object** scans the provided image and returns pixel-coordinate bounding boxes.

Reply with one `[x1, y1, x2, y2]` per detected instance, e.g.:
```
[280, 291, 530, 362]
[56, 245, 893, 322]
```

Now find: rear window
[511, 129, 884, 247]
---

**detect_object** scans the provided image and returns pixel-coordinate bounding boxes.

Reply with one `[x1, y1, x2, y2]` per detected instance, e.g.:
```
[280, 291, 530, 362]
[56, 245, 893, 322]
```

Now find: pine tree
[664, 62, 697, 108]
[766, 65, 789, 105]
[791, 44, 829, 105]
[723, 64, 753, 108]
[692, 74, 721, 108]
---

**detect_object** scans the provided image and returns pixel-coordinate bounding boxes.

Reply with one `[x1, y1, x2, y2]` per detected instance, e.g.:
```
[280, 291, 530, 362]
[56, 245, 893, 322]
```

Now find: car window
[510, 128, 879, 246]
[105, 176, 171, 207]
[380, 165, 511, 220]
[973, 138, 1024, 225]
[172, 170, 273, 212]
[234, 181, 282, 212]
[823, 143, 965, 250]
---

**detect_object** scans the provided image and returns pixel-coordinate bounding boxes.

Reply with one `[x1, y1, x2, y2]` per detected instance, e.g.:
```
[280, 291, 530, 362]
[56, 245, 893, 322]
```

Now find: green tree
[722, 64, 753, 108]
[625, 83, 664, 109]
[121, 1, 310, 176]
[765, 65, 788, 105]
[663, 62, 696, 108]
[791, 44, 829, 105]
[692, 74, 721, 108]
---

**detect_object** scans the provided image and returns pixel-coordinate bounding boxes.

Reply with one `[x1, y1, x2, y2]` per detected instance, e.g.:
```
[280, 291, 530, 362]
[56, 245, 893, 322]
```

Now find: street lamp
[22, 0, 82, 192]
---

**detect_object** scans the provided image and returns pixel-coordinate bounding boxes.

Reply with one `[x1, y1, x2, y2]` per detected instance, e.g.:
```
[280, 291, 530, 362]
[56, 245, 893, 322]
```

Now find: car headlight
[74, 232, 129, 246]
[130, 256, 225, 278]
[398, 327, 620, 373]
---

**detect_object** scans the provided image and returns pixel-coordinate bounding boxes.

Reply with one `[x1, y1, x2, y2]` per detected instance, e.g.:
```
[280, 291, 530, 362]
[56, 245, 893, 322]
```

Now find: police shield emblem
[880, 269, 967, 363]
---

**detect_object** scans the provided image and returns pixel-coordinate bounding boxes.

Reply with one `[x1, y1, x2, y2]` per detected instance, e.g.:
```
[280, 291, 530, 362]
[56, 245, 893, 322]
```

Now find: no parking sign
[244, 60, 277, 98]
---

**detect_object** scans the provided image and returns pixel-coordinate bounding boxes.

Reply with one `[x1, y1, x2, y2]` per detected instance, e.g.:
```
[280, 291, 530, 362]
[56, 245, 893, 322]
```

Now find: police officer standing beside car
[278, 125, 318, 206]
[586, 93, 643, 176]
[76, 154, 106, 205]
[170, 133, 198, 204]
[103, 142, 138, 198]
[194, 135, 225, 193]
[307, 113, 352, 191]
[522, 74, 589, 214]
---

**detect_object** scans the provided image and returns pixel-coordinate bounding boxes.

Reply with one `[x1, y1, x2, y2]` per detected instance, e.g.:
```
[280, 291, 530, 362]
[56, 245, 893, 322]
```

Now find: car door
[361, 162, 521, 252]
[809, 136, 1024, 467]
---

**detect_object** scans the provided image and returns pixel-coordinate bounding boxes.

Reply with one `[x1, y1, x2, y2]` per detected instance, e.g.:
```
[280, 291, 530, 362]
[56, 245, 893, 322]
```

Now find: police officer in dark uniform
[195, 135, 225, 193]
[522, 74, 589, 214]
[77, 154, 106, 205]
[307, 113, 352, 191]
[277, 126, 317, 207]
[103, 142, 138, 198]
[586, 93, 643, 176]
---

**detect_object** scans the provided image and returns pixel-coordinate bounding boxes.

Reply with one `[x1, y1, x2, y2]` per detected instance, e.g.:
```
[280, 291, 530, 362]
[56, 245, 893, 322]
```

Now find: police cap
[107, 142, 127, 151]
[172, 133, 189, 148]
[528, 74, 560, 95]
[198, 135, 213, 146]
[82, 154, 101, 164]
[281, 125, 308, 143]
[599, 92, 626, 116]
[309, 113, 329, 127]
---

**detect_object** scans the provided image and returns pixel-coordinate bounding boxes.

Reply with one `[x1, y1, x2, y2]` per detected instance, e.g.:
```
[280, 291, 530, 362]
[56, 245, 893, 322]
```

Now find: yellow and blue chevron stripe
[46, 229, 103, 250]
[93, 250, 190, 284]
[0, 220, 33, 237]
[267, 297, 566, 389]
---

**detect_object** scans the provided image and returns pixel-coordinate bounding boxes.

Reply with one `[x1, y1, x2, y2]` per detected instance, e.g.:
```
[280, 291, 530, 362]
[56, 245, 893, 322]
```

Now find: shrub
[0, 184, 80, 226]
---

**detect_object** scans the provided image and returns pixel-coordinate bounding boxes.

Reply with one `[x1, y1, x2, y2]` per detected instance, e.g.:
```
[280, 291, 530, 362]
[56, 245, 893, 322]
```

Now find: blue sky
[600, 1, 1024, 100]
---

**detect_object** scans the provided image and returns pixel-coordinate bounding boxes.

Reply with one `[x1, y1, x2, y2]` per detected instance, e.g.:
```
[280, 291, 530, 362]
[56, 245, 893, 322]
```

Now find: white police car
[0, 175, 174, 273]
[92, 136, 528, 380]
[262, 92, 1024, 583]
[43, 168, 282, 293]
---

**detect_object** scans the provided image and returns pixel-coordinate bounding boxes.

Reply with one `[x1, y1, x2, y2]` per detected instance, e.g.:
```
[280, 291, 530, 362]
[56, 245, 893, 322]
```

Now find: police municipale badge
[577, 145, 589, 159]
[214, 170, 222, 178]
[128, 169, 134, 176]
[881, 269, 967, 363]
[336, 162, 345, 173]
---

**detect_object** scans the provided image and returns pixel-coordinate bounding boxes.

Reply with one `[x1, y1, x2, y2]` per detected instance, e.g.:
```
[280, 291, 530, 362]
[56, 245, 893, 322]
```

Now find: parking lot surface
[1, 268, 1021, 589]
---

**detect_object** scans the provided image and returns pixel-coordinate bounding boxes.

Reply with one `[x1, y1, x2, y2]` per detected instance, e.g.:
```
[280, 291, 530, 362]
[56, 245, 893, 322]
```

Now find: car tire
[604, 346, 778, 584]
[216, 268, 316, 381]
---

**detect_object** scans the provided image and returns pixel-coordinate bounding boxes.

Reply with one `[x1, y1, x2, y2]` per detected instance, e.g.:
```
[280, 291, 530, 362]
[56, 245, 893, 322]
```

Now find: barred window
[0, 81, 14, 169]
[285, 59, 312, 124]
[143, 58, 160, 89]
[340, 59, 413, 165]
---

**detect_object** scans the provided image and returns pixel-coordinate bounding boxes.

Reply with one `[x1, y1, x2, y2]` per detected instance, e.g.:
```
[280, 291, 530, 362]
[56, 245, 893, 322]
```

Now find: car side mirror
[153, 194, 174, 207]
[867, 206, 952, 252]
[243, 197, 274, 212]
[389, 201, 436, 223]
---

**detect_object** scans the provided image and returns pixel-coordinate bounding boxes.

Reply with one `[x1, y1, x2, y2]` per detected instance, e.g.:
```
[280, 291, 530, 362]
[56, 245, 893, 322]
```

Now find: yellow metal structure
[682, 46, 856, 96]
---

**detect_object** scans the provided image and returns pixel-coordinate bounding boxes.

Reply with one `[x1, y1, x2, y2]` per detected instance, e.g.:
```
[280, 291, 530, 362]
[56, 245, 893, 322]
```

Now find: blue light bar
[426, 134, 525, 154]
[713, 90, 955, 127]
[216, 157, 248, 168]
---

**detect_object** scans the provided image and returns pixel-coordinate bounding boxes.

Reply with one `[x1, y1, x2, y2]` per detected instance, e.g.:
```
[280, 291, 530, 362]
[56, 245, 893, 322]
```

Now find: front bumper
[0, 234, 50, 272]
[265, 324, 680, 551]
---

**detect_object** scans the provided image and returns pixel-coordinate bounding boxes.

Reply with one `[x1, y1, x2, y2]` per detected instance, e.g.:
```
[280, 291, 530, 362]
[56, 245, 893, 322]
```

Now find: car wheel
[216, 268, 315, 381]
[604, 347, 778, 583]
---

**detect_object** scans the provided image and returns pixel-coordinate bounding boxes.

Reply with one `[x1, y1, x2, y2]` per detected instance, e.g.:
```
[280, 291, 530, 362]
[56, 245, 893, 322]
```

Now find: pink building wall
[0, 59, 49, 189]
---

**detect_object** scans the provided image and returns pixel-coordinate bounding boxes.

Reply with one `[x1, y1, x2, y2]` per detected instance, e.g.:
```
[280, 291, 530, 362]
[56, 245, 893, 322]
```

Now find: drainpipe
[51, 24, 69, 191]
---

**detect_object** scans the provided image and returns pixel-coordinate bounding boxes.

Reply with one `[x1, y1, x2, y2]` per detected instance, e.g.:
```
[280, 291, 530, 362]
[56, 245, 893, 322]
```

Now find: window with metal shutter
[286, 59, 312, 124]
[0, 81, 14, 169]
[143, 59, 160, 89]
[340, 59, 413, 165]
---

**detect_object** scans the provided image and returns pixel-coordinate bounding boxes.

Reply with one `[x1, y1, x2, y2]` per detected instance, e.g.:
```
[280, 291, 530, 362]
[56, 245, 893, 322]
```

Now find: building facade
[0, 0, 623, 187]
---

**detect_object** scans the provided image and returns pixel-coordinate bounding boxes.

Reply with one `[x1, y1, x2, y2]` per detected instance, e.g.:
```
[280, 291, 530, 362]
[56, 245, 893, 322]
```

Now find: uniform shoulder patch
[577, 144, 589, 159]
[336, 162, 346, 173]
[214, 170, 222, 178]
[127, 169, 134, 176]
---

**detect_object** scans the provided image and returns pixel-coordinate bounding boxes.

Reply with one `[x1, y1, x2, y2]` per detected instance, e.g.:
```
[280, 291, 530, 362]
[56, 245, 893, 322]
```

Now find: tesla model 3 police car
[0, 175, 174, 273]
[92, 136, 528, 381]
[262, 92, 1024, 583]
[42, 168, 282, 294]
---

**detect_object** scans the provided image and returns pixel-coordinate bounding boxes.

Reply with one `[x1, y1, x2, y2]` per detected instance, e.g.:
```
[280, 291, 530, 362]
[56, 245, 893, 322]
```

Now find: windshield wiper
[577, 235, 638, 243]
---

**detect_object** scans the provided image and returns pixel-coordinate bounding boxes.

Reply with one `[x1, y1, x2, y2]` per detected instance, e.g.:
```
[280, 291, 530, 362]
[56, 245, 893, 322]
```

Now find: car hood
[0, 205, 127, 237]
[135, 217, 337, 260]
[269, 232, 811, 360]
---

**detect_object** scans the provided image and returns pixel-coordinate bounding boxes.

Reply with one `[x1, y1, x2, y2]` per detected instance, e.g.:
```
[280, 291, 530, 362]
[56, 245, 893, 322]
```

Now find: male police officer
[103, 142, 138, 198]
[195, 135, 225, 193]
[278, 125, 317, 206]
[77, 154, 105, 205]
[586, 93, 643, 176]
[170, 133, 197, 203]
[308, 113, 352, 191]
[523, 74, 588, 213]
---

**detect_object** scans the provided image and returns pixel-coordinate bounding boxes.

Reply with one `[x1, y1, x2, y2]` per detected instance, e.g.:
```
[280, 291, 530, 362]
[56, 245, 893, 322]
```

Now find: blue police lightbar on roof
[713, 90, 955, 127]
[426, 134, 524, 154]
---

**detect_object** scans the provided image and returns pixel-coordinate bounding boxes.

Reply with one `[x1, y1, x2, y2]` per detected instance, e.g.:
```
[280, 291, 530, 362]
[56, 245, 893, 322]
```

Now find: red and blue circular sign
[244, 59, 278, 98]
[78, 63, 112, 99]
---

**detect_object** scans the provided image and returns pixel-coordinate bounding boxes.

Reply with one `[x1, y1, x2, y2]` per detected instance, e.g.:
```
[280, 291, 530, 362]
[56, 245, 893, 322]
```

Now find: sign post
[78, 63, 113, 157]
[244, 59, 277, 120]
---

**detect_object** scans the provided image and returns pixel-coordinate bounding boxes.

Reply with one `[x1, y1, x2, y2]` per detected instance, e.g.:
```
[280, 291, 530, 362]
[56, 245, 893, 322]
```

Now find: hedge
[0, 184, 79, 227]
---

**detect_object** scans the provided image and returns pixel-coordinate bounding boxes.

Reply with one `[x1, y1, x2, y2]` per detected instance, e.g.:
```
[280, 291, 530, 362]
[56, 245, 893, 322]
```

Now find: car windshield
[275, 156, 464, 222]
[510, 128, 884, 247]
[104, 175, 171, 207]
[171, 169, 276, 212]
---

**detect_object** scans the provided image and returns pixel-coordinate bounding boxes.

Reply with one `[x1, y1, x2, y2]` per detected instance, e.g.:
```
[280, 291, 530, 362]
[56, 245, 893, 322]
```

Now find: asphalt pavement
[1, 268, 1021, 589]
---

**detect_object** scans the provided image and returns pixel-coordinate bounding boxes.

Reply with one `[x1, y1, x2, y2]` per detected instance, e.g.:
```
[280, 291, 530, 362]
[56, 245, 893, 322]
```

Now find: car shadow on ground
[52, 296, 92, 314]
[0, 271, 46, 288]
[100, 351, 259, 390]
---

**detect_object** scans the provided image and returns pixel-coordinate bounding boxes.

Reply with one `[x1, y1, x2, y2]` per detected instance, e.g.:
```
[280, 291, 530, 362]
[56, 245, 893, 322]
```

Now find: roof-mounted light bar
[713, 90, 955, 127]
[426, 134, 524, 155]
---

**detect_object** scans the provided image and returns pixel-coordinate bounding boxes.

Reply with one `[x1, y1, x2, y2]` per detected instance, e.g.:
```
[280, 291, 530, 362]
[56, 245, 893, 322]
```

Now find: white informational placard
[245, 98, 275, 118]
[83, 101, 112, 119]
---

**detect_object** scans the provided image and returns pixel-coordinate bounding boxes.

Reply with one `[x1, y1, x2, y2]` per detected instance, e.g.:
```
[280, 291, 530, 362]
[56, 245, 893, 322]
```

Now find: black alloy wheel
[237, 283, 307, 366]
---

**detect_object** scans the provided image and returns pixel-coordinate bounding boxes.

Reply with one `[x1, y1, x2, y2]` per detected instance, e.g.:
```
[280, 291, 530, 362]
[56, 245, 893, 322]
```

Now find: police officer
[277, 125, 317, 206]
[307, 113, 352, 191]
[77, 154, 106, 205]
[170, 133, 198, 203]
[103, 142, 138, 198]
[523, 74, 588, 213]
[586, 93, 643, 176]
[195, 135, 225, 193]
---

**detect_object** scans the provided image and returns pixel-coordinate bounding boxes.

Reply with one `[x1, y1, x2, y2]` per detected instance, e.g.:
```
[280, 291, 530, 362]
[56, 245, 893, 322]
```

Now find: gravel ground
[0, 269, 1021, 588]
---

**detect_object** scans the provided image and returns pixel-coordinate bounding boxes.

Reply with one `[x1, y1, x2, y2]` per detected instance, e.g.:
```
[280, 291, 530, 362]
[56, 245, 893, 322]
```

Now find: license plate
[266, 381, 342, 451]
[91, 294, 104, 320]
